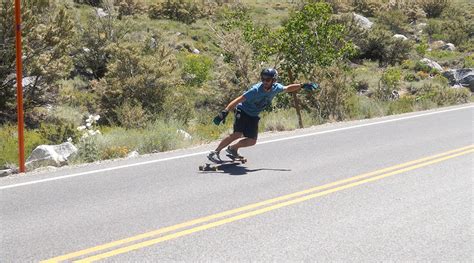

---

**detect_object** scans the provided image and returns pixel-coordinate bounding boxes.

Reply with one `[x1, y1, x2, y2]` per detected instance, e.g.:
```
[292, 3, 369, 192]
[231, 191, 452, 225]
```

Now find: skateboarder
[207, 68, 318, 162]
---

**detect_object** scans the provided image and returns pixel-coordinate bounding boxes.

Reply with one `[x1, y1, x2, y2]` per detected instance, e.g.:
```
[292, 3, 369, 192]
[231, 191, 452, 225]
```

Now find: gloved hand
[213, 110, 229, 125]
[302, 82, 319, 91]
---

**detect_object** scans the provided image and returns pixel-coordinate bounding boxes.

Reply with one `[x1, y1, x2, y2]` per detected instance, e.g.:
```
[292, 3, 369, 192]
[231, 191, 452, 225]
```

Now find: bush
[418, 0, 449, 18]
[413, 83, 471, 106]
[464, 54, 474, 68]
[378, 9, 409, 34]
[116, 0, 146, 18]
[356, 27, 412, 66]
[376, 67, 402, 100]
[115, 101, 148, 129]
[73, 0, 102, 7]
[182, 54, 213, 86]
[148, 0, 204, 24]
[0, 125, 48, 168]
[352, 0, 381, 17]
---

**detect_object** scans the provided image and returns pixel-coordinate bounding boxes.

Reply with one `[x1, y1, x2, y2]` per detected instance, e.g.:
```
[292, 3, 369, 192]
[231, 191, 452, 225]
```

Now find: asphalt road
[1, 104, 473, 262]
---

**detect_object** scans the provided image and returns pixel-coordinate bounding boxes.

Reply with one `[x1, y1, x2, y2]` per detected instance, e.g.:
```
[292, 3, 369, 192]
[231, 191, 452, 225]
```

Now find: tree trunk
[288, 70, 303, 128]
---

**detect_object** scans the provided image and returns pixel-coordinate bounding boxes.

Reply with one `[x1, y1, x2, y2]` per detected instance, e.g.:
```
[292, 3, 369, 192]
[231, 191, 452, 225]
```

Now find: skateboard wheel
[199, 166, 203, 171]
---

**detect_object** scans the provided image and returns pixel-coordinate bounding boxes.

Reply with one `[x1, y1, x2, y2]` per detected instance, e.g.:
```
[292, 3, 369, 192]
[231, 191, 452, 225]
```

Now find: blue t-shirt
[237, 82, 285, 117]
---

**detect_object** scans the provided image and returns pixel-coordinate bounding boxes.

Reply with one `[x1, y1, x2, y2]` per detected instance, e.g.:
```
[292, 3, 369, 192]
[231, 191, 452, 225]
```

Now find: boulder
[393, 34, 408, 41]
[441, 43, 455, 51]
[177, 129, 192, 140]
[26, 142, 78, 170]
[96, 8, 108, 18]
[353, 13, 373, 29]
[443, 68, 474, 91]
[420, 58, 443, 72]
[0, 169, 14, 177]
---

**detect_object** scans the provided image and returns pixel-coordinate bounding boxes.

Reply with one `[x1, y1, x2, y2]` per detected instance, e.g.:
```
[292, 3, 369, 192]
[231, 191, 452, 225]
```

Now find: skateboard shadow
[200, 163, 291, 176]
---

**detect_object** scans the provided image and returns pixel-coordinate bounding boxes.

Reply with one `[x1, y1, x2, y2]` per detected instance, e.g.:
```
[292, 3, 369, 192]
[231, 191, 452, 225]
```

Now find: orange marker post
[14, 0, 25, 173]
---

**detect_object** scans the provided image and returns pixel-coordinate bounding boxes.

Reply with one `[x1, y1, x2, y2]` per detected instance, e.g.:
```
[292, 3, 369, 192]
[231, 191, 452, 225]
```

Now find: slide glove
[213, 110, 228, 125]
[302, 82, 319, 91]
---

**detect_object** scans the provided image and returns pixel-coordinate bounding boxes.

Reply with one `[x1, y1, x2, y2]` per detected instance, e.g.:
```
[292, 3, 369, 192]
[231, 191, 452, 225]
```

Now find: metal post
[14, 0, 25, 173]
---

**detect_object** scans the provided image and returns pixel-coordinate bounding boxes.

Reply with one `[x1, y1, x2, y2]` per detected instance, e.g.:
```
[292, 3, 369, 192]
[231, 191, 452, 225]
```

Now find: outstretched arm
[224, 95, 246, 111]
[282, 83, 303, 93]
[283, 83, 319, 93]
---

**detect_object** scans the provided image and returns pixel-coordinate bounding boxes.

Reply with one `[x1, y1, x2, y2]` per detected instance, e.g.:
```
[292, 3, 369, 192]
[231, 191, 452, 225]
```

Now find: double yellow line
[43, 145, 474, 262]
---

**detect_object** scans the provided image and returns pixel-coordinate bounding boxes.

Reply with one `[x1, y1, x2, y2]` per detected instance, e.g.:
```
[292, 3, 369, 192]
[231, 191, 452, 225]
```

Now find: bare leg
[215, 132, 243, 152]
[230, 137, 257, 151]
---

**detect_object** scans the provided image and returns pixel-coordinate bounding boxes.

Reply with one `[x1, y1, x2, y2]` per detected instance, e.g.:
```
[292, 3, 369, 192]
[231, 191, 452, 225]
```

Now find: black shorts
[233, 108, 260, 139]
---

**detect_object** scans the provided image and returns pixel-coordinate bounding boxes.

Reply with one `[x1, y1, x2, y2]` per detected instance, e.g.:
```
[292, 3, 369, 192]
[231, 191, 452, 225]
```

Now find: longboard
[199, 154, 247, 171]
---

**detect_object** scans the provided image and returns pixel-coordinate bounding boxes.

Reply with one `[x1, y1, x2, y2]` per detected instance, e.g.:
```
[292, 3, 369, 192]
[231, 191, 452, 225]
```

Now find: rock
[431, 40, 445, 49]
[96, 8, 108, 18]
[192, 48, 200, 54]
[393, 34, 408, 41]
[26, 142, 78, 170]
[353, 13, 373, 29]
[441, 43, 455, 51]
[443, 68, 474, 91]
[420, 58, 443, 72]
[177, 129, 192, 140]
[0, 169, 13, 177]
[127, 151, 139, 158]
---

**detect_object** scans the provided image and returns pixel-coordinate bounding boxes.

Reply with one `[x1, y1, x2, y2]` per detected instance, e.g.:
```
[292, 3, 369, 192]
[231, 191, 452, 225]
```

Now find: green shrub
[413, 83, 471, 106]
[464, 54, 474, 68]
[387, 96, 415, 115]
[352, 0, 381, 17]
[345, 95, 386, 119]
[375, 67, 402, 100]
[414, 61, 432, 73]
[0, 125, 48, 168]
[148, 0, 205, 24]
[115, 101, 148, 129]
[378, 9, 409, 34]
[182, 54, 213, 86]
[38, 122, 81, 145]
[415, 42, 429, 57]
[73, 0, 102, 7]
[418, 0, 449, 18]
[356, 27, 412, 66]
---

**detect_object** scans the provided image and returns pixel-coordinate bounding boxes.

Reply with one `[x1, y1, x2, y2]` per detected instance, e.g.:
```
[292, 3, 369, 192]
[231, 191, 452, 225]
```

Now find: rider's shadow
[201, 163, 291, 176]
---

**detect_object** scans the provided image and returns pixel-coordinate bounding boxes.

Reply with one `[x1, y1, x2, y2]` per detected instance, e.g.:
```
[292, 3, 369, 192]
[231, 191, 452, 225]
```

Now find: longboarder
[206, 68, 318, 163]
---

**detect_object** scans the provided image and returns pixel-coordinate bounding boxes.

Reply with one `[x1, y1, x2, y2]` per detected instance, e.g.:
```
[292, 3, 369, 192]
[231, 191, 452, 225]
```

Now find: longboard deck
[199, 155, 247, 171]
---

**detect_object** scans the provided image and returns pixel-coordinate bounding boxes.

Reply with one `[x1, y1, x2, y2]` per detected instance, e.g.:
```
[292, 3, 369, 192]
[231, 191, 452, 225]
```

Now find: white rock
[0, 169, 13, 177]
[177, 129, 192, 140]
[192, 48, 200, 54]
[26, 142, 78, 170]
[96, 8, 108, 18]
[393, 34, 408, 41]
[441, 43, 455, 51]
[353, 13, 373, 29]
[420, 58, 443, 72]
[127, 151, 139, 158]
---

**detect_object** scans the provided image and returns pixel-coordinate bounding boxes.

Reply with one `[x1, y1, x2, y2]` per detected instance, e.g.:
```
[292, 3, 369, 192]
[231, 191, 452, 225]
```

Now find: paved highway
[1, 104, 472, 262]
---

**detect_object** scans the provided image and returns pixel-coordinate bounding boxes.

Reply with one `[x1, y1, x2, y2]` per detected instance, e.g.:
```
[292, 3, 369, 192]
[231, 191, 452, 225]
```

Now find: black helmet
[260, 68, 278, 80]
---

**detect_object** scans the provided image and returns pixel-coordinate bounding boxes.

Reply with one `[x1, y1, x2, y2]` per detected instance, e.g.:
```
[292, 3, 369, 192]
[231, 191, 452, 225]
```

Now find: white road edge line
[1, 105, 472, 190]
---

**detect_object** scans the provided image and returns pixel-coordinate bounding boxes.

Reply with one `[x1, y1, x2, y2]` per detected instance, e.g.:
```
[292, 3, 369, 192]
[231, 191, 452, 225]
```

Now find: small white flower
[67, 137, 72, 142]
[95, 130, 101, 135]
[77, 126, 86, 131]
[86, 123, 92, 128]
[94, 115, 100, 121]
[88, 130, 95, 135]
[82, 133, 89, 139]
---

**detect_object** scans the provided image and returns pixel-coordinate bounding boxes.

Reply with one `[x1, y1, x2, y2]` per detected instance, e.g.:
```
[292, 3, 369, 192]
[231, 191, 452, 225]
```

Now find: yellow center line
[75, 148, 474, 262]
[42, 145, 473, 262]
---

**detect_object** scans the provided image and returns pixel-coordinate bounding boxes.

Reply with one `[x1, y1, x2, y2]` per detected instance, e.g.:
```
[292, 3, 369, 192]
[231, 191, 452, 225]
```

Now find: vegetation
[0, 0, 472, 169]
